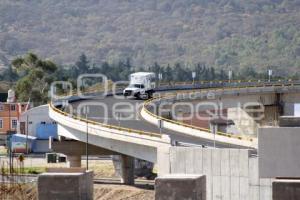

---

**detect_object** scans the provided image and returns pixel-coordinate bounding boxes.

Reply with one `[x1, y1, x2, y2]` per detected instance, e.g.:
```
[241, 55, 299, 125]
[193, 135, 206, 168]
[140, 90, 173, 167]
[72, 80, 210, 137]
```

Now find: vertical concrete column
[112, 155, 122, 177]
[120, 155, 135, 185]
[67, 155, 81, 168]
[157, 146, 171, 177]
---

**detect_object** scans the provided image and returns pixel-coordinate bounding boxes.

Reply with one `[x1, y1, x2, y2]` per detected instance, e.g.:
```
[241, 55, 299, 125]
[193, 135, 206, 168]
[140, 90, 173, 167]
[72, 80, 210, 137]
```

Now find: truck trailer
[123, 72, 156, 99]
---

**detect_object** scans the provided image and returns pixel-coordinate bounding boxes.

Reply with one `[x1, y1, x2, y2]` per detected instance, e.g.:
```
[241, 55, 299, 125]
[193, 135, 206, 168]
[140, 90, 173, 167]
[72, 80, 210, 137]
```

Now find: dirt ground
[94, 184, 154, 200]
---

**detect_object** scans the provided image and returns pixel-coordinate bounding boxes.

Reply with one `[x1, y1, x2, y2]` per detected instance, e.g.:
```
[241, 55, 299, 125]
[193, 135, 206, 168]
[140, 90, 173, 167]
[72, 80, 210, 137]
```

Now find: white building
[18, 105, 56, 153]
[18, 105, 53, 137]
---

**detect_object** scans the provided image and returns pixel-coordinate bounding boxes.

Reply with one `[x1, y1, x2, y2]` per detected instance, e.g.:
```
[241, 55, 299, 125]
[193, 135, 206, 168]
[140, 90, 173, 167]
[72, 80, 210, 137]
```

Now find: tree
[240, 66, 258, 79]
[1, 65, 19, 83]
[12, 53, 57, 105]
[210, 67, 216, 80]
[195, 63, 207, 81]
[219, 69, 227, 80]
[173, 63, 190, 82]
[204, 68, 210, 81]
[150, 62, 161, 76]
[72, 53, 90, 78]
[165, 64, 173, 83]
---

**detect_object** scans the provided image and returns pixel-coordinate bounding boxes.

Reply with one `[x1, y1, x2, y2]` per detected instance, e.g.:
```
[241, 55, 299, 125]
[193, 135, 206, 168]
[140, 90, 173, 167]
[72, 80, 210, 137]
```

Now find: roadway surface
[57, 80, 300, 149]
[66, 92, 249, 148]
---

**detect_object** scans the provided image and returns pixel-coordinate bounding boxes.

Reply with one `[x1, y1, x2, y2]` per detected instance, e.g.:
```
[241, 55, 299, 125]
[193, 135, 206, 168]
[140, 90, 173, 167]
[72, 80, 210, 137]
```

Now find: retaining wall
[167, 147, 272, 200]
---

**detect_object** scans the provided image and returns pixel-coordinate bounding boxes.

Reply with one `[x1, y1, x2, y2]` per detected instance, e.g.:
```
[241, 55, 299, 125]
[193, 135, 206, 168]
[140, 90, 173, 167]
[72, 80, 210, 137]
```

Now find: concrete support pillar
[157, 146, 171, 177]
[67, 155, 81, 168]
[120, 155, 135, 185]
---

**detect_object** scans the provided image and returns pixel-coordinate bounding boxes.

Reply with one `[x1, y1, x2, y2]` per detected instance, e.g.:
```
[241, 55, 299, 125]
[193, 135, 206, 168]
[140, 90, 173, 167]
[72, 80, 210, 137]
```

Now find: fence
[0, 159, 37, 200]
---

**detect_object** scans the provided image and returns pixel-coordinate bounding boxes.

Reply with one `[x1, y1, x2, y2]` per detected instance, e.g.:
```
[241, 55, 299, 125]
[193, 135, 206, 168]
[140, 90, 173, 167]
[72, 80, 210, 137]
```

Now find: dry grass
[0, 146, 7, 155]
[94, 184, 154, 200]
[0, 156, 154, 200]
[0, 183, 37, 200]
[82, 160, 116, 178]
[0, 160, 38, 200]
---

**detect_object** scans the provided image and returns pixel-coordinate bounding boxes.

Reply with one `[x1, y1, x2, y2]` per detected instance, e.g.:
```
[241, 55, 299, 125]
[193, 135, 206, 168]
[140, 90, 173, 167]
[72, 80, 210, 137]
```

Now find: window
[11, 119, 18, 129]
[0, 119, 3, 129]
[129, 84, 145, 88]
[0, 105, 3, 111]
[11, 105, 16, 111]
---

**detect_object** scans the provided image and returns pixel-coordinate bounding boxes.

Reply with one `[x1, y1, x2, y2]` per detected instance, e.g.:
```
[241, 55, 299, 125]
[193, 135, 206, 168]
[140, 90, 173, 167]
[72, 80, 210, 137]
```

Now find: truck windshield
[129, 84, 144, 88]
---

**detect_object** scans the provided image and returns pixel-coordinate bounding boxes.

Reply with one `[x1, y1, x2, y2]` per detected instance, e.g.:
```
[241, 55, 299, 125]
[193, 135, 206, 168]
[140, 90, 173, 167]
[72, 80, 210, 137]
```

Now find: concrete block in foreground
[155, 174, 206, 200]
[259, 127, 300, 178]
[273, 179, 300, 200]
[38, 169, 93, 200]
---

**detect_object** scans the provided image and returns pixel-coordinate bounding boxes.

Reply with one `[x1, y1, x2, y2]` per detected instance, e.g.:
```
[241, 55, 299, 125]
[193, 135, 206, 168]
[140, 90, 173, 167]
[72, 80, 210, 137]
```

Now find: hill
[0, 0, 300, 74]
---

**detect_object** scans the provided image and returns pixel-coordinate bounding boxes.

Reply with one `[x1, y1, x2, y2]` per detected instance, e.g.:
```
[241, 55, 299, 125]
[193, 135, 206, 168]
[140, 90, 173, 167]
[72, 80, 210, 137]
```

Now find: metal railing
[56, 78, 299, 98]
[158, 78, 296, 86]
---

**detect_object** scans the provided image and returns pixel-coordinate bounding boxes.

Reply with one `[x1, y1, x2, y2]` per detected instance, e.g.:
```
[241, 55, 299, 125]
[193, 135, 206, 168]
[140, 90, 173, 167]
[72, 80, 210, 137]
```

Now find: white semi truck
[123, 72, 156, 99]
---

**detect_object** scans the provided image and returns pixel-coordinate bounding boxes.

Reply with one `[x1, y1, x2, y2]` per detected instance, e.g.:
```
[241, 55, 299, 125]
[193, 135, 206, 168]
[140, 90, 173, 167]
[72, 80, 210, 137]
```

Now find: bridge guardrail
[52, 79, 300, 147]
[142, 80, 300, 143]
[143, 95, 254, 143]
[156, 79, 299, 92]
[49, 102, 162, 138]
[56, 78, 298, 98]
[158, 78, 295, 86]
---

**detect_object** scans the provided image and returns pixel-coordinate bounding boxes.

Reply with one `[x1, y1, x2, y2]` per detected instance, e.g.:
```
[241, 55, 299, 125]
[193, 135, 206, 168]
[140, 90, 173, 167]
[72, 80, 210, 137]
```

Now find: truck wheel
[147, 91, 153, 99]
[135, 92, 141, 99]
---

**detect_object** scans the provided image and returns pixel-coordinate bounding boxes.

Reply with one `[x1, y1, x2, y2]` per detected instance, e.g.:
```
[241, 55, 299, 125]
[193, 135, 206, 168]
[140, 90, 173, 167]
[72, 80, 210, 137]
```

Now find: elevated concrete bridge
[49, 103, 170, 163]
[49, 80, 300, 183]
[142, 84, 300, 147]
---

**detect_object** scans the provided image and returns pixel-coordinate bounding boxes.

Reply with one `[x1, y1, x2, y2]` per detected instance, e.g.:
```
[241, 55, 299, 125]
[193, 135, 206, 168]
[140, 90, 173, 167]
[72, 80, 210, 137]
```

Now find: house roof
[11, 133, 37, 140]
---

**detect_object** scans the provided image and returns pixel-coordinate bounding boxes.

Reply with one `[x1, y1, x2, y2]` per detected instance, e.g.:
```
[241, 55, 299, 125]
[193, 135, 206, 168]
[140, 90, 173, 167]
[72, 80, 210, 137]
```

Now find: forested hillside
[0, 0, 300, 75]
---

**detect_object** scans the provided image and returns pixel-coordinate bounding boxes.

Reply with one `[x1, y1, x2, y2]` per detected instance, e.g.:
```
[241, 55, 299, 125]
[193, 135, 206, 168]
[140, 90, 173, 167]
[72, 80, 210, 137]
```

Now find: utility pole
[8, 103, 13, 173]
[85, 106, 89, 170]
[158, 119, 163, 135]
[213, 125, 216, 149]
[117, 112, 121, 127]
[25, 115, 29, 154]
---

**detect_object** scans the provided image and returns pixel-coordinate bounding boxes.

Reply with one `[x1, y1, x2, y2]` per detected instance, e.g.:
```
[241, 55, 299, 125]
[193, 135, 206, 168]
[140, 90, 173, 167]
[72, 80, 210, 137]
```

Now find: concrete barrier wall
[141, 106, 257, 148]
[168, 147, 272, 200]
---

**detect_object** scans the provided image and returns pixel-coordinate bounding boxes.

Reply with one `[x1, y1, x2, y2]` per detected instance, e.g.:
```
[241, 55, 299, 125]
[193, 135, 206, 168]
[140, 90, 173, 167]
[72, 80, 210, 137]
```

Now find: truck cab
[123, 72, 155, 99]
